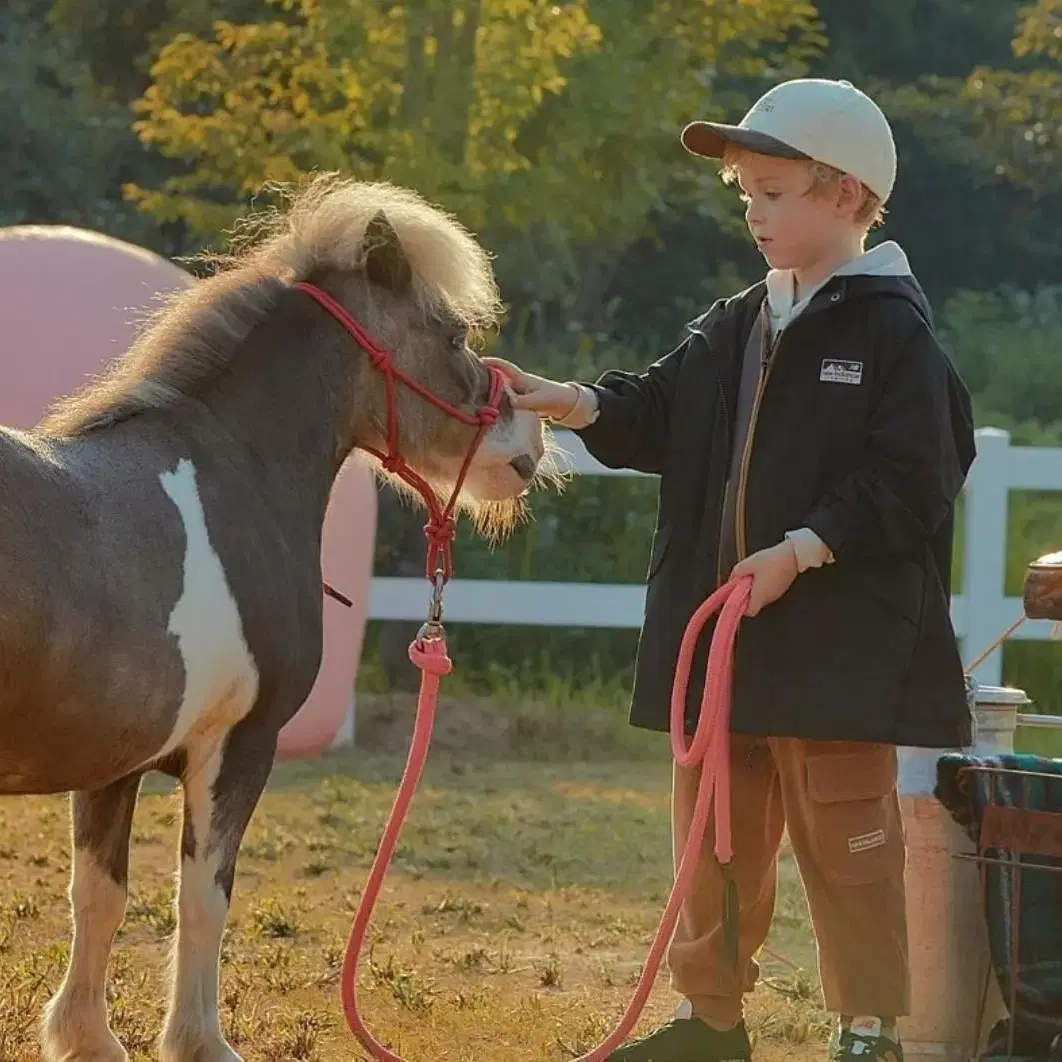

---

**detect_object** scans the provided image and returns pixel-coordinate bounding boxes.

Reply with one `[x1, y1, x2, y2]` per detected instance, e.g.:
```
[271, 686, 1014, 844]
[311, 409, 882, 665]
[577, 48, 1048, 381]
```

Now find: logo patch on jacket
[820, 359, 863, 385]
[848, 828, 886, 854]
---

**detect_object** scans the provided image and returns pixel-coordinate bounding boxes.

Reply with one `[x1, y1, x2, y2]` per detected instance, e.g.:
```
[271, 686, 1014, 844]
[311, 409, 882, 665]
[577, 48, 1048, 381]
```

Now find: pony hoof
[40, 1006, 129, 1062]
[41, 1036, 128, 1062]
[159, 1033, 243, 1062]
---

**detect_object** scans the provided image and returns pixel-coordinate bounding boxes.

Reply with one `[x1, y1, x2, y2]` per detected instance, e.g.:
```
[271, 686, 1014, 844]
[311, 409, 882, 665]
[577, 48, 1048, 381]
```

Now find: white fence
[366, 426, 1062, 690]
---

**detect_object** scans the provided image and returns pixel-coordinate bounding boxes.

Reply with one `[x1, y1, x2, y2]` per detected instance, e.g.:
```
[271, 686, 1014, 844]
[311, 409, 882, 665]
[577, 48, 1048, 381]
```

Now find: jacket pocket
[804, 745, 905, 887]
[646, 522, 672, 581]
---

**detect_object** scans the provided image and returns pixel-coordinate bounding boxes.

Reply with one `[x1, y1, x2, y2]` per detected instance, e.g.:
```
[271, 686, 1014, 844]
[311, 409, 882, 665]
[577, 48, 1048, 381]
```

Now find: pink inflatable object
[0, 224, 375, 758]
[280, 458, 376, 760]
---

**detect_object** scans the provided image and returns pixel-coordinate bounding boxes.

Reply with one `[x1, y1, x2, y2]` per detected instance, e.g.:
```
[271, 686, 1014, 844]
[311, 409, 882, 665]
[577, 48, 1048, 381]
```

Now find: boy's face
[735, 154, 862, 273]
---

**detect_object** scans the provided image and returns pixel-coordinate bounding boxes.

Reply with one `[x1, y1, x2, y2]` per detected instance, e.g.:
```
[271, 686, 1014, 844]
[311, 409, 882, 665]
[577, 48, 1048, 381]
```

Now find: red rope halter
[295, 281, 507, 591]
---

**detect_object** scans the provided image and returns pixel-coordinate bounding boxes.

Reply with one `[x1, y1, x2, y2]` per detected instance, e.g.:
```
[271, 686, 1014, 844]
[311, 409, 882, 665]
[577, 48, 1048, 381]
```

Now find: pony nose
[509, 454, 537, 482]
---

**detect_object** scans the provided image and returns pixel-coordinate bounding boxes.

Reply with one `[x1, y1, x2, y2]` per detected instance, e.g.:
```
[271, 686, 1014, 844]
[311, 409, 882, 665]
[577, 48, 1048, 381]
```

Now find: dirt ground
[0, 745, 829, 1061]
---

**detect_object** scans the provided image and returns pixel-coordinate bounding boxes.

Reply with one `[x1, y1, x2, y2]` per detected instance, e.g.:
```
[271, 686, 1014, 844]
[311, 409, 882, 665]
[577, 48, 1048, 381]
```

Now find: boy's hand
[483, 357, 581, 420]
[731, 541, 799, 617]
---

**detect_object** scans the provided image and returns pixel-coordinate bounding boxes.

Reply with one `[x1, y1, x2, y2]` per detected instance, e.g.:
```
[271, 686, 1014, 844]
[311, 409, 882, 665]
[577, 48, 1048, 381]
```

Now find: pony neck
[198, 286, 364, 514]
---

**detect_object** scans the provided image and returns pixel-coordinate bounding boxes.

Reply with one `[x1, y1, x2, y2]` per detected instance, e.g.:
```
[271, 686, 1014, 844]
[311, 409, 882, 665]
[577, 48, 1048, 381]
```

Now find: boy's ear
[835, 174, 865, 217]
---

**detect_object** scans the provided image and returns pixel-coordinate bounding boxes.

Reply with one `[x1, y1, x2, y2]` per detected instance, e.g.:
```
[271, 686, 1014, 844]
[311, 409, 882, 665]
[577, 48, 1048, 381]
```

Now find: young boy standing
[489, 79, 976, 1061]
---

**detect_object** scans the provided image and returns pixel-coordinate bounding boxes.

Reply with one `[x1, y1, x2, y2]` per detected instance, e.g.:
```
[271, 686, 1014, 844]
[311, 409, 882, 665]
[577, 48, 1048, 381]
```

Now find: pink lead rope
[339, 573, 752, 1061]
[292, 263, 751, 1061]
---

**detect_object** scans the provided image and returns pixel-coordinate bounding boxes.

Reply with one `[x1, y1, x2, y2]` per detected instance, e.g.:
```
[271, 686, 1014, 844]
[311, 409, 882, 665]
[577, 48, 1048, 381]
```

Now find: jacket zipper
[727, 282, 844, 565]
[734, 314, 781, 561]
[714, 378, 731, 588]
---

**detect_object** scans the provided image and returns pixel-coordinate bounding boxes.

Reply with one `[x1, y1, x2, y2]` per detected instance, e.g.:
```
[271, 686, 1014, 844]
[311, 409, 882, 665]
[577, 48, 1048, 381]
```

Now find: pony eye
[451, 333, 468, 352]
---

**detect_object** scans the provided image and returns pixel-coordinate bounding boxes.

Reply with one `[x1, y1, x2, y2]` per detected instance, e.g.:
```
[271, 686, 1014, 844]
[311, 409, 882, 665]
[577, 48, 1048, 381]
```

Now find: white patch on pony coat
[42, 850, 129, 1062]
[161, 742, 241, 1062]
[465, 409, 545, 500]
[478, 407, 542, 462]
[155, 459, 259, 759]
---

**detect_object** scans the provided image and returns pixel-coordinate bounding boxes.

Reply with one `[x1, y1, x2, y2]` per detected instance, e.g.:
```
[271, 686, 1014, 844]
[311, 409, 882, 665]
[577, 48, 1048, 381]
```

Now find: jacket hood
[766, 240, 923, 333]
[684, 241, 934, 342]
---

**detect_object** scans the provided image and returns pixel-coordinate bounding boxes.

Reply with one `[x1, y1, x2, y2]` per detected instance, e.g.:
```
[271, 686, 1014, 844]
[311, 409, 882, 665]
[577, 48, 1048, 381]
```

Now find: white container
[897, 682, 1030, 1062]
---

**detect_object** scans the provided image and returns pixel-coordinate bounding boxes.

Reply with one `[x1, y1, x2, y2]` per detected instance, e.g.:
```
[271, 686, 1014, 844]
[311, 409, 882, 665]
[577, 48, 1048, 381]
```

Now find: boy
[488, 79, 976, 1061]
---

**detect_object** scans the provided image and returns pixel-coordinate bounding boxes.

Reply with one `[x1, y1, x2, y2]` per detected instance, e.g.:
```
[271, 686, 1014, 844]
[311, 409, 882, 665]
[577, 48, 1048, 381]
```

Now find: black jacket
[576, 273, 977, 749]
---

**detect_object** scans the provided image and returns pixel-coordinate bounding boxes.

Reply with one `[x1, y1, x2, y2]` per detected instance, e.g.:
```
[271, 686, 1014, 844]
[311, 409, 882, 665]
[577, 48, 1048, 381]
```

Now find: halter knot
[424, 517, 456, 547]
[294, 281, 510, 611]
[367, 346, 391, 371]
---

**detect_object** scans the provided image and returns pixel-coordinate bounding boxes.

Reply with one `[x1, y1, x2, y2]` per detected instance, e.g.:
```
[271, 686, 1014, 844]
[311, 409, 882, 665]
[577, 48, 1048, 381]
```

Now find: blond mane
[39, 174, 504, 436]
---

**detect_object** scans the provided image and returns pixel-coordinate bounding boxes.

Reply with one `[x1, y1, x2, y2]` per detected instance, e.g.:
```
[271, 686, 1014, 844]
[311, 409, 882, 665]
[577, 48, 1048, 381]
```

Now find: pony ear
[362, 210, 412, 291]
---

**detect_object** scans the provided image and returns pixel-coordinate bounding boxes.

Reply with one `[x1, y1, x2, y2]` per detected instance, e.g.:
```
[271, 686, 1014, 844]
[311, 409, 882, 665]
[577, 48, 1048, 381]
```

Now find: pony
[0, 174, 548, 1062]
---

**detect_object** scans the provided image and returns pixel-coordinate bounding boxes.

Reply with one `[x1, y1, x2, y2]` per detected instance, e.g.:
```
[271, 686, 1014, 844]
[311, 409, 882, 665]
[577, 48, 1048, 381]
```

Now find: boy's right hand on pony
[483, 358, 582, 421]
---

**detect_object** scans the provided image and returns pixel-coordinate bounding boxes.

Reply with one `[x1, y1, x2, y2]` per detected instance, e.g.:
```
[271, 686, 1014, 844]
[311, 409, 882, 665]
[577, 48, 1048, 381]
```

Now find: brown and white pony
[0, 175, 547, 1062]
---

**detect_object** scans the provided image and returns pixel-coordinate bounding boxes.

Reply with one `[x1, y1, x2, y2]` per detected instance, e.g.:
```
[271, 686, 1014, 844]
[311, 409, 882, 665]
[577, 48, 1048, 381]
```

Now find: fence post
[962, 428, 1012, 687]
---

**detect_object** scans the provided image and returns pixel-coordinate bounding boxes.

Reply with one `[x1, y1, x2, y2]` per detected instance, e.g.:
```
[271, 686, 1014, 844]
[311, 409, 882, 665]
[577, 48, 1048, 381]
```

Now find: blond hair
[720, 145, 885, 230]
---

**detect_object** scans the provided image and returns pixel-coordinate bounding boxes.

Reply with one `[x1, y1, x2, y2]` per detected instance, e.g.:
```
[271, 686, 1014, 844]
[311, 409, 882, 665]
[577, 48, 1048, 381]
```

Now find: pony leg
[160, 725, 276, 1062]
[42, 775, 142, 1062]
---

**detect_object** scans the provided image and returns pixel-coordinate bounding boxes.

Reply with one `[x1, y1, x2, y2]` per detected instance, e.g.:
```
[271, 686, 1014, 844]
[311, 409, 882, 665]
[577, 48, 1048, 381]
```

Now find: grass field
[0, 694, 830, 1062]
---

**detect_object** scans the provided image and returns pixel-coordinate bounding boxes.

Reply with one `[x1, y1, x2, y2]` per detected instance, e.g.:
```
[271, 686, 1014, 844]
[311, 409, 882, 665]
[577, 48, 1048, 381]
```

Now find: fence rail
[367, 427, 1062, 689]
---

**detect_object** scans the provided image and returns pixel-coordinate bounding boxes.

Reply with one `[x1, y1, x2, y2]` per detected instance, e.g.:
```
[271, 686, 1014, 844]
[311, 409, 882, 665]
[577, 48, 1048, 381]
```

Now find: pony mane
[39, 174, 504, 436]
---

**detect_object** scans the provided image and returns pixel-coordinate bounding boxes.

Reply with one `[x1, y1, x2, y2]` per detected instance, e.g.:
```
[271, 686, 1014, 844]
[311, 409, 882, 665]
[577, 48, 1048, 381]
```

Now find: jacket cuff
[784, 527, 835, 572]
[550, 383, 600, 429]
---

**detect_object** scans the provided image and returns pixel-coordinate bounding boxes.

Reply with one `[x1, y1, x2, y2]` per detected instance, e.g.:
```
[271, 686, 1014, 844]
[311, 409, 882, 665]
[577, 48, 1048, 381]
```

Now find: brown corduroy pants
[668, 735, 909, 1029]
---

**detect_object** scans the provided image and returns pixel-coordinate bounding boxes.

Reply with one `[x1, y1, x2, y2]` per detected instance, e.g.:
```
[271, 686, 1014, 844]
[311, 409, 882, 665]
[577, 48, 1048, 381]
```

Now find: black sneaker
[608, 1017, 751, 1061]
[832, 1020, 903, 1061]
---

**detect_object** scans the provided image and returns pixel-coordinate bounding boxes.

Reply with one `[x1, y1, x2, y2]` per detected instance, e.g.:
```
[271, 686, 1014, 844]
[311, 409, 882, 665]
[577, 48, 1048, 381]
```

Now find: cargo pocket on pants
[805, 746, 905, 887]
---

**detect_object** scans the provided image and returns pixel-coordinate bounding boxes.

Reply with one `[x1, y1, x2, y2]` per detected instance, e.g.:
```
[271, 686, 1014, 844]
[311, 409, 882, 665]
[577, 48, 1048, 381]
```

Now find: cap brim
[680, 121, 812, 162]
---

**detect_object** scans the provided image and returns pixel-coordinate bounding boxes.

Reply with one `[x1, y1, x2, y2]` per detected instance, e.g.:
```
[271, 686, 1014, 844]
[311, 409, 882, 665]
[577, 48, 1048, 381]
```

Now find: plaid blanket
[935, 753, 1062, 1058]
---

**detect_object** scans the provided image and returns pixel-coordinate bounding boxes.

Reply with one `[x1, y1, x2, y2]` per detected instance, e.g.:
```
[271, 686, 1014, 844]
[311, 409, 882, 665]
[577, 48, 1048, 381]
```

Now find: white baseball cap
[681, 78, 897, 202]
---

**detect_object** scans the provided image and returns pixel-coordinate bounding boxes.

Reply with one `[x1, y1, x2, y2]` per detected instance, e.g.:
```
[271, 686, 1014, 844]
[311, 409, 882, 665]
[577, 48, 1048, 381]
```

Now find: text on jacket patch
[820, 359, 863, 385]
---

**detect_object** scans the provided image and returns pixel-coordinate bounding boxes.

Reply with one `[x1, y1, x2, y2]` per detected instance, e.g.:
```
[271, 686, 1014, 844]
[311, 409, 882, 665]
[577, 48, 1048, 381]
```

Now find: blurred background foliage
[6, 0, 1062, 716]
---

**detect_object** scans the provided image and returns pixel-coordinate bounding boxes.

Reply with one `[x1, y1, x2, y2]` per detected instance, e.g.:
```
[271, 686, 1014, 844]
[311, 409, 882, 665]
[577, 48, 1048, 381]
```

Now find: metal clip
[417, 568, 448, 641]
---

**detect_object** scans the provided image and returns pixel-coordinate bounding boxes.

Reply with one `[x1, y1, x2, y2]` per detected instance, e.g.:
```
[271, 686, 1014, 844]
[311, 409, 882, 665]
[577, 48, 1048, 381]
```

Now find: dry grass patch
[0, 751, 828, 1060]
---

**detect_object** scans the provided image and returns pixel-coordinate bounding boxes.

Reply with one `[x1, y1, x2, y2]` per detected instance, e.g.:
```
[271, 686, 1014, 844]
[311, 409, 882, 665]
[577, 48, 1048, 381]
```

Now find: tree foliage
[125, 0, 604, 235]
[961, 0, 1062, 194]
[48, 0, 266, 102]
[123, 0, 824, 308]
[940, 284, 1062, 442]
[886, 0, 1062, 196]
[0, 0, 162, 243]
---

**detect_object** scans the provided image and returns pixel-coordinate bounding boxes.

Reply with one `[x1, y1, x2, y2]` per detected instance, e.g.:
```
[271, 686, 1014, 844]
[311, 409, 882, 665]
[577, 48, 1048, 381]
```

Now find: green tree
[125, 0, 823, 312]
[0, 0, 164, 247]
[939, 284, 1062, 443]
[958, 0, 1062, 193]
[48, 0, 267, 103]
[885, 0, 1062, 197]
[124, 0, 607, 236]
